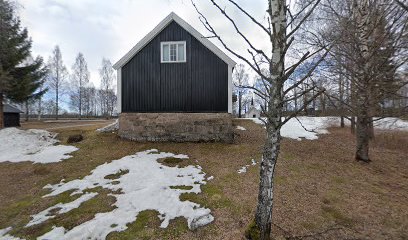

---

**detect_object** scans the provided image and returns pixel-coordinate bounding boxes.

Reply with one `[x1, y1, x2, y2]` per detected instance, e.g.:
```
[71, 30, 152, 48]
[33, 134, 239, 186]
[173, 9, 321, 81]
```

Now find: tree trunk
[355, 116, 370, 162]
[339, 67, 345, 127]
[238, 90, 242, 118]
[320, 94, 326, 114]
[303, 90, 308, 115]
[56, 87, 59, 120]
[0, 93, 4, 129]
[350, 116, 355, 134]
[294, 88, 298, 111]
[354, 0, 371, 162]
[37, 97, 42, 121]
[254, 0, 286, 239]
[25, 100, 29, 121]
[368, 117, 374, 139]
[256, 125, 280, 240]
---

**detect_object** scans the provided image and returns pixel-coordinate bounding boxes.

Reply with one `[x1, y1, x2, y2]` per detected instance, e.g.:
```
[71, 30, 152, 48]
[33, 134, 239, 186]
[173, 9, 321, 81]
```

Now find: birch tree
[48, 45, 68, 120]
[99, 58, 115, 117]
[70, 52, 90, 119]
[192, 0, 328, 238]
[315, 0, 408, 161]
[233, 64, 249, 118]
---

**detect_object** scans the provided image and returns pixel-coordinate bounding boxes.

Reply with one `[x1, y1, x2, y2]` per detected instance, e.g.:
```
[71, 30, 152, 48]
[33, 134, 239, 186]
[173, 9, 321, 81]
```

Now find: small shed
[245, 98, 261, 118]
[3, 104, 22, 127]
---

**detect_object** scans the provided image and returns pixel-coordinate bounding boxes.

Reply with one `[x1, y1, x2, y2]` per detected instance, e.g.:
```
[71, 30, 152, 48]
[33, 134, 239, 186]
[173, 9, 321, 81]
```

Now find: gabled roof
[113, 12, 236, 69]
[3, 104, 22, 113]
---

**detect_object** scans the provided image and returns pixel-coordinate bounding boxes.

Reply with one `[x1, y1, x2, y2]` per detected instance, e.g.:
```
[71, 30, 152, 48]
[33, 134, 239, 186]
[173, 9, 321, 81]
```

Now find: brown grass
[0, 119, 407, 239]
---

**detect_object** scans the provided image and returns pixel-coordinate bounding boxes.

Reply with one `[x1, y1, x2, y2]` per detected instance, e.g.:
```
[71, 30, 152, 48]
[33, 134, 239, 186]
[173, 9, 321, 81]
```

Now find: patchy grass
[108, 210, 190, 240]
[0, 119, 407, 239]
[157, 157, 194, 167]
[169, 185, 194, 190]
[104, 169, 130, 180]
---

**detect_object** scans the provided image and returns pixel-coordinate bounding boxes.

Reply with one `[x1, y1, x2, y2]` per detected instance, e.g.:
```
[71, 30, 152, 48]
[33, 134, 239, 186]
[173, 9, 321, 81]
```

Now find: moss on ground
[244, 219, 260, 240]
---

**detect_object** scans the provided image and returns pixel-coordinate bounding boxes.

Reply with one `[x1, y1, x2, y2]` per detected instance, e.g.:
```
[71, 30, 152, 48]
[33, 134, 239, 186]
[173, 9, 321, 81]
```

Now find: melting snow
[3, 149, 213, 240]
[237, 166, 247, 174]
[0, 128, 78, 164]
[96, 119, 119, 133]
[250, 117, 408, 141]
[26, 192, 98, 227]
[372, 118, 408, 131]
[236, 126, 246, 131]
[238, 159, 258, 174]
[0, 228, 23, 240]
[250, 117, 339, 140]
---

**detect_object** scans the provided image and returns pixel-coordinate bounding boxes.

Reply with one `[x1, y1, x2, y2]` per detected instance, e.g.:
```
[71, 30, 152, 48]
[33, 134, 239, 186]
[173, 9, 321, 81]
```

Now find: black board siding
[4, 113, 20, 127]
[122, 21, 228, 113]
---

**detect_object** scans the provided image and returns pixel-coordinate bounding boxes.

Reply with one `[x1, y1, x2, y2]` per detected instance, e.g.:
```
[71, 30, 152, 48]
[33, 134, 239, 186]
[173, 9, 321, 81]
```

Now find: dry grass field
[0, 119, 407, 239]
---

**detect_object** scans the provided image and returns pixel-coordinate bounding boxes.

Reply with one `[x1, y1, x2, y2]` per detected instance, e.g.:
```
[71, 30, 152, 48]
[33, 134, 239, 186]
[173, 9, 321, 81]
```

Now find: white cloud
[18, 0, 273, 88]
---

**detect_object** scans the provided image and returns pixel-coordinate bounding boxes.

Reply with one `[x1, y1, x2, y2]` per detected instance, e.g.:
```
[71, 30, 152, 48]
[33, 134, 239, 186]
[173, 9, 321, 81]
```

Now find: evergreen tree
[0, 0, 47, 128]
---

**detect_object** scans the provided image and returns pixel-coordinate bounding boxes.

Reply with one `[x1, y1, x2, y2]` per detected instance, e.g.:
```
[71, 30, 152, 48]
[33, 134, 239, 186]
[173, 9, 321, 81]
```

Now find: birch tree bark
[354, 0, 371, 162]
[255, 1, 286, 238]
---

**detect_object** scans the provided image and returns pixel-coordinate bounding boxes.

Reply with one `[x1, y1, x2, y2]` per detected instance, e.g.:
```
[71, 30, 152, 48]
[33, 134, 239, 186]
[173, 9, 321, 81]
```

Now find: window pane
[170, 44, 177, 61]
[162, 44, 169, 61]
[177, 43, 185, 61]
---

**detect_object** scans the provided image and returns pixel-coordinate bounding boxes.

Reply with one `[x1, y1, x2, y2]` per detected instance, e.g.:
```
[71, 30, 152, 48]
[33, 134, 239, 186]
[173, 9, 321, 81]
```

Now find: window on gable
[161, 41, 186, 63]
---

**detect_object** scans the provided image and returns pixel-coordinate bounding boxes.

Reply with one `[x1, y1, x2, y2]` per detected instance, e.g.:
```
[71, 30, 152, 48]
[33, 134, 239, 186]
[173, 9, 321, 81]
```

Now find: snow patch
[236, 126, 246, 131]
[250, 117, 338, 140]
[371, 118, 408, 131]
[237, 166, 247, 174]
[37, 227, 65, 240]
[237, 159, 258, 174]
[96, 119, 119, 133]
[10, 149, 213, 240]
[26, 192, 98, 227]
[207, 176, 214, 181]
[0, 228, 23, 240]
[0, 128, 78, 164]
[250, 117, 408, 141]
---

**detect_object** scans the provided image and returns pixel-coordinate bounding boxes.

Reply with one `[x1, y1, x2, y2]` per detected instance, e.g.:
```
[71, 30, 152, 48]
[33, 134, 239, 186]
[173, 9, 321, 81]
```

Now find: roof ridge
[113, 12, 236, 69]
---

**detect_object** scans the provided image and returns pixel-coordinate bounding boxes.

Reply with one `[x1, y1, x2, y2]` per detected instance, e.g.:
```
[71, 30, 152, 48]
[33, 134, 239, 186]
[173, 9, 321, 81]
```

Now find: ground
[0, 119, 407, 239]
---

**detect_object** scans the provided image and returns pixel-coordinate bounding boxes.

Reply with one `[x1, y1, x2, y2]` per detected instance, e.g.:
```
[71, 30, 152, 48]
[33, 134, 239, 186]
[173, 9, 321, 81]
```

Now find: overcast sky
[17, 0, 271, 88]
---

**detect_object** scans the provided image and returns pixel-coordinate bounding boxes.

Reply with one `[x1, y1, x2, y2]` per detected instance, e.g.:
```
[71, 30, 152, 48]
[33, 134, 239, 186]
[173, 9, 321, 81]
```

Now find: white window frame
[160, 41, 186, 63]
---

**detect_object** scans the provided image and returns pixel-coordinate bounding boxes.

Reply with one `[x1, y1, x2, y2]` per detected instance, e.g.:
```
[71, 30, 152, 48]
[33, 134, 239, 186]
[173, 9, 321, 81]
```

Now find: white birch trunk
[354, 0, 371, 162]
[255, 0, 286, 239]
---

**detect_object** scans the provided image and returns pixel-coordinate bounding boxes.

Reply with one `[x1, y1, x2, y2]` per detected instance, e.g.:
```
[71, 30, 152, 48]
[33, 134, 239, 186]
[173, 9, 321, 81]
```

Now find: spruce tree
[0, 0, 47, 128]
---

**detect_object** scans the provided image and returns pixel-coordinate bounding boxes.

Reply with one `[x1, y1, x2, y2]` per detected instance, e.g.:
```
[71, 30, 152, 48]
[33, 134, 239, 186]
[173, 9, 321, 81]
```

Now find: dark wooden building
[3, 104, 22, 127]
[113, 12, 236, 142]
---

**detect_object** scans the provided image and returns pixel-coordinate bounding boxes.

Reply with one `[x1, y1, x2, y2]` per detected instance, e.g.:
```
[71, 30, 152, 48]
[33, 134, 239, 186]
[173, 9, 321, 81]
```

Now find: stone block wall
[119, 113, 234, 143]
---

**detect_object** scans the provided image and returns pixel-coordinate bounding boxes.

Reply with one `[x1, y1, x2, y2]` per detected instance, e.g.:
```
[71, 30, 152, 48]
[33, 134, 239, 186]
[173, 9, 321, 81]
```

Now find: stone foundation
[119, 113, 233, 143]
